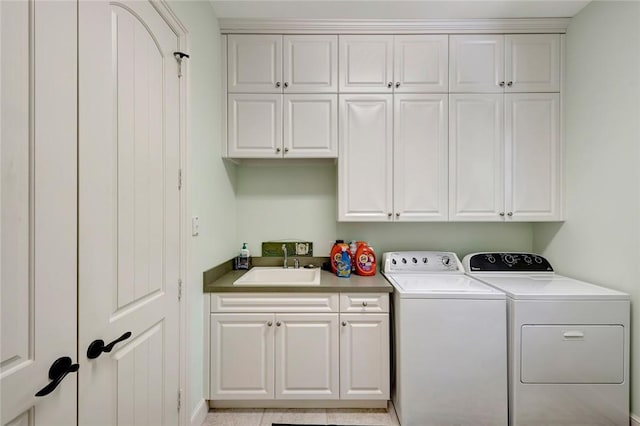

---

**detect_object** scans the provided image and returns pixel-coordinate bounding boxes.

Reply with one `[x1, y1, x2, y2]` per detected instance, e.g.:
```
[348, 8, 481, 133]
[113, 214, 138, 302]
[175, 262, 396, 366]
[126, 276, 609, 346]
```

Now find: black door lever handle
[87, 331, 132, 359]
[35, 356, 79, 397]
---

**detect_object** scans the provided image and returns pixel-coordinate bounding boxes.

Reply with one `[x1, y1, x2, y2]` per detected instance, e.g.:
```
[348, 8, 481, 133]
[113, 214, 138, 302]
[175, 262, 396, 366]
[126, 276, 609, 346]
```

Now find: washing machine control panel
[382, 251, 462, 273]
[466, 253, 553, 272]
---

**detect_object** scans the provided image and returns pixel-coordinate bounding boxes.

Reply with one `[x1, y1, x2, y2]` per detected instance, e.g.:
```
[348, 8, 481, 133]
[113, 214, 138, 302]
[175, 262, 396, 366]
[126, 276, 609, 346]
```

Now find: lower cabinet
[209, 292, 389, 403]
[340, 313, 390, 399]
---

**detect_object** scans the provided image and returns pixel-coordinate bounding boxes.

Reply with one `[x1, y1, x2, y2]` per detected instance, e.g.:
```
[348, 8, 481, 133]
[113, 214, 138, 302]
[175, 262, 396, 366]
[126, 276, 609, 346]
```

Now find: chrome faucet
[282, 244, 288, 269]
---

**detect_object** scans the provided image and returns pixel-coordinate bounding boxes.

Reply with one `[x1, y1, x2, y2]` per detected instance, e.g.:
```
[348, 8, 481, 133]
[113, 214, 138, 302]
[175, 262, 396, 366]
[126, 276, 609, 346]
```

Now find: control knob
[442, 256, 450, 266]
[412, 257, 417, 264]
[485, 254, 496, 264]
[402, 258, 407, 264]
[422, 257, 428, 264]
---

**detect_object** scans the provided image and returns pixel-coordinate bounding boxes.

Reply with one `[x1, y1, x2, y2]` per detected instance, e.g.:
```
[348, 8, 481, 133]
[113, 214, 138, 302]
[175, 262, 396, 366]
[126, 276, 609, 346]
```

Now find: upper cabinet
[449, 34, 560, 93]
[339, 35, 448, 93]
[228, 34, 337, 93]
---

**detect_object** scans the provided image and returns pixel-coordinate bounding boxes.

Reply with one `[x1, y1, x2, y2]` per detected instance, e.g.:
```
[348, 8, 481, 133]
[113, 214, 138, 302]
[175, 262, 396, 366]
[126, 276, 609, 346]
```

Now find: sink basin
[233, 267, 321, 286]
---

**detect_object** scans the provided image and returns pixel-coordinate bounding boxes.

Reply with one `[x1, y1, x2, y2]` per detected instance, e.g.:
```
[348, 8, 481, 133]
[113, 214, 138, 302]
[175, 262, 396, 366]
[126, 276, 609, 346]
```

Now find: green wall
[534, 0, 640, 416]
[236, 164, 534, 259]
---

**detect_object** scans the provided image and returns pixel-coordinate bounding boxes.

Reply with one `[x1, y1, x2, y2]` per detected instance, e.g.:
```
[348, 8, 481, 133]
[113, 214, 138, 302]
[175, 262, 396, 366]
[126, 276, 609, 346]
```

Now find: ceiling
[210, 0, 591, 20]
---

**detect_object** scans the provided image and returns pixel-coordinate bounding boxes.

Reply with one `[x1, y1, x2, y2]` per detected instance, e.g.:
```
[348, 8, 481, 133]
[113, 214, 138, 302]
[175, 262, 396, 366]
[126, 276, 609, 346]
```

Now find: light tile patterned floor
[202, 402, 400, 426]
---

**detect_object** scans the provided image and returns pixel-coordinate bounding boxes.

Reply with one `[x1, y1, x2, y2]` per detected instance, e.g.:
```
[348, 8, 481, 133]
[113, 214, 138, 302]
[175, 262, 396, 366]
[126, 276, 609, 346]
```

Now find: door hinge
[173, 51, 190, 78]
[178, 169, 182, 190]
[178, 279, 183, 301]
[178, 389, 182, 411]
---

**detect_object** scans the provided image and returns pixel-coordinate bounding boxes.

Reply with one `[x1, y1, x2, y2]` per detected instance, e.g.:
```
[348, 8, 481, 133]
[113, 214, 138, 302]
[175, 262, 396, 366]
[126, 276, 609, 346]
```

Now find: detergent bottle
[336, 247, 351, 278]
[355, 243, 376, 276]
[330, 240, 347, 273]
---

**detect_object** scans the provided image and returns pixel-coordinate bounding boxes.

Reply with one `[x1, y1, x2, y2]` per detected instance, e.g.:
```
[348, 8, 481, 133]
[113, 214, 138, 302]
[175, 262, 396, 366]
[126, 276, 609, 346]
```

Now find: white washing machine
[463, 252, 630, 426]
[382, 251, 507, 426]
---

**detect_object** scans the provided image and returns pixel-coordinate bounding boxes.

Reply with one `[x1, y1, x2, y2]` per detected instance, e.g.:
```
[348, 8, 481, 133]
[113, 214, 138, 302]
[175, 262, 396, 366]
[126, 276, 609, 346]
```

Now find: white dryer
[463, 252, 630, 426]
[383, 252, 507, 426]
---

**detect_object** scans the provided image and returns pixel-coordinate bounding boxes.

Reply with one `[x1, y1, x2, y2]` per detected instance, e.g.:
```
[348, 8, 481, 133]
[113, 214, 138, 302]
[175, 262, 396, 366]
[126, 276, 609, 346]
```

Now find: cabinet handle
[395, 213, 400, 218]
[276, 147, 281, 153]
[507, 212, 513, 217]
[276, 321, 281, 327]
[387, 82, 393, 88]
[284, 147, 289, 153]
[507, 81, 513, 87]
[275, 81, 281, 88]
[284, 82, 289, 88]
[342, 321, 347, 327]
[499, 212, 505, 217]
[387, 213, 392, 218]
[395, 82, 400, 88]
[362, 301, 368, 307]
[499, 81, 505, 87]
[267, 321, 273, 327]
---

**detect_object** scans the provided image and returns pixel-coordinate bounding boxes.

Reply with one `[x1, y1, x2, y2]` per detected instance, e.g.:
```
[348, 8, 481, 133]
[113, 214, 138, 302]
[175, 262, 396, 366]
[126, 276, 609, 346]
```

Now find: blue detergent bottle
[336, 247, 351, 278]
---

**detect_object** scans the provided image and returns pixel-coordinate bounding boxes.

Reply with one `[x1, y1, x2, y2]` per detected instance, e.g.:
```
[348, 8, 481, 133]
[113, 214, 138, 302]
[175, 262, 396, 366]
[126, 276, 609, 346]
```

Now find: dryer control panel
[382, 251, 462, 274]
[465, 252, 554, 272]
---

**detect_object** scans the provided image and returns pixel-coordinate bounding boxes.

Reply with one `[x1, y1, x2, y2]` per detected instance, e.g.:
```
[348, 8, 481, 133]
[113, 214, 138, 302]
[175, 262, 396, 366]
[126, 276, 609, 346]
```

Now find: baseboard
[631, 413, 640, 426]
[190, 398, 208, 426]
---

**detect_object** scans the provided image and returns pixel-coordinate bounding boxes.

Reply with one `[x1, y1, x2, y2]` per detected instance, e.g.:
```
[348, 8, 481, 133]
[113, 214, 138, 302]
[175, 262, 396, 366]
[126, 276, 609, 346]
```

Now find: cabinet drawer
[211, 293, 339, 313]
[340, 293, 389, 313]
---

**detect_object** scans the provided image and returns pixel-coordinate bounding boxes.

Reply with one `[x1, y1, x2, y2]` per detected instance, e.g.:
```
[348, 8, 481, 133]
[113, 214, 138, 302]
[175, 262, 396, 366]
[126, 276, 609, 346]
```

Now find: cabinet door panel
[228, 35, 282, 93]
[450, 35, 504, 93]
[339, 35, 394, 93]
[210, 314, 274, 399]
[275, 314, 339, 400]
[506, 93, 561, 220]
[340, 314, 389, 399]
[394, 35, 448, 93]
[284, 35, 337, 93]
[506, 34, 560, 93]
[338, 95, 393, 221]
[394, 94, 448, 221]
[228, 94, 282, 158]
[284, 94, 337, 158]
[449, 94, 504, 221]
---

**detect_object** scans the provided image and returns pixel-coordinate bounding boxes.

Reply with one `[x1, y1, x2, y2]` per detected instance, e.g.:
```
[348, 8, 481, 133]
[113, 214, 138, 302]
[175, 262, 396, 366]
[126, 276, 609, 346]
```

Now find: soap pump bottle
[236, 243, 250, 269]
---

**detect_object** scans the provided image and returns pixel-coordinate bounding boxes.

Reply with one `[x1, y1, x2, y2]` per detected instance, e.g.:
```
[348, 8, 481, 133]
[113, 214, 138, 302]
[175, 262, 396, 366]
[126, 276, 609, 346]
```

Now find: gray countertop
[203, 257, 393, 293]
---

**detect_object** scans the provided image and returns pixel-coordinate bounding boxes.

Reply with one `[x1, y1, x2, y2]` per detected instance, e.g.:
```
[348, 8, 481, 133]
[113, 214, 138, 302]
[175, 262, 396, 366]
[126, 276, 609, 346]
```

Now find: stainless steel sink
[233, 267, 321, 286]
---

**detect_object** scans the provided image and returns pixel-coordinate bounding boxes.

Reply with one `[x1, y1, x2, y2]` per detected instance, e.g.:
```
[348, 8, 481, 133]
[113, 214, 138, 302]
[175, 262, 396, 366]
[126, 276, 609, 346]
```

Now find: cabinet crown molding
[219, 18, 570, 34]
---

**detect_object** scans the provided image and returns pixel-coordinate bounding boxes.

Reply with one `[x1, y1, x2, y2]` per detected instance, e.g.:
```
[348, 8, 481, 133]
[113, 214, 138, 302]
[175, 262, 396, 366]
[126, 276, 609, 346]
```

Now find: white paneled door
[78, 2, 181, 425]
[1, 1, 78, 425]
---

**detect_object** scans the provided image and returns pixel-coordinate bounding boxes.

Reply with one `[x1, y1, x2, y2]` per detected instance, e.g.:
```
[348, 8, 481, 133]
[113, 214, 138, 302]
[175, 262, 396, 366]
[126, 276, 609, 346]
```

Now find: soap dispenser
[236, 243, 251, 270]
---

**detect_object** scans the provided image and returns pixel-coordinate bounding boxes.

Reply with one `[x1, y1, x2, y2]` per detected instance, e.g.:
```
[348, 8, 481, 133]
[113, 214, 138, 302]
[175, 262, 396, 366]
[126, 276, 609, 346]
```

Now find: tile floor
[201, 402, 400, 426]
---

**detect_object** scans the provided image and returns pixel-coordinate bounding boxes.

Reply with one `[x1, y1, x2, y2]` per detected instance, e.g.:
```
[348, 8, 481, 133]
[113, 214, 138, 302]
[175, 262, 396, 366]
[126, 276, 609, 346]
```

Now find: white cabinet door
[284, 35, 337, 93]
[210, 314, 275, 400]
[78, 2, 181, 425]
[339, 35, 394, 93]
[340, 314, 389, 400]
[449, 35, 505, 93]
[275, 314, 339, 400]
[449, 94, 505, 221]
[338, 95, 393, 221]
[394, 35, 448, 93]
[284, 94, 338, 158]
[394, 94, 448, 221]
[506, 34, 560, 93]
[506, 93, 561, 221]
[228, 34, 282, 93]
[1, 2, 77, 424]
[228, 94, 283, 158]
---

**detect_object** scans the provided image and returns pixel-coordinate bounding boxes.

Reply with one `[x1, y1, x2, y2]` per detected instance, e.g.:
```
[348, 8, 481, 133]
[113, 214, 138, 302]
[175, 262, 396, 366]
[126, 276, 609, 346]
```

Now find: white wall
[533, 0, 640, 416]
[167, 0, 237, 417]
[236, 164, 534, 259]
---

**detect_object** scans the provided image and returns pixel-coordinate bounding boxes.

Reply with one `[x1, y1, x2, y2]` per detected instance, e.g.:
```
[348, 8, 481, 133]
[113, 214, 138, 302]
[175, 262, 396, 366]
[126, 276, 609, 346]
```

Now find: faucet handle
[294, 259, 300, 269]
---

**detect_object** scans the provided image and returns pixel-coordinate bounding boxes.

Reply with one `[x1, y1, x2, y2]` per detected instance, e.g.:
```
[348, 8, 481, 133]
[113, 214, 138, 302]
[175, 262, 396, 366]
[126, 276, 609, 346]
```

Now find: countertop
[203, 257, 393, 293]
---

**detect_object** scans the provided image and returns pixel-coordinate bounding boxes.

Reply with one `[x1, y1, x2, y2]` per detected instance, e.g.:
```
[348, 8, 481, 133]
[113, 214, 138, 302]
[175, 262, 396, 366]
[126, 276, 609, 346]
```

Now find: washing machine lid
[384, 273, 505, 299]
[468, 274, 629, 300]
